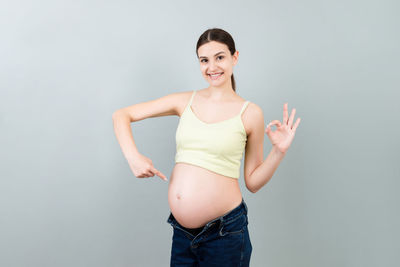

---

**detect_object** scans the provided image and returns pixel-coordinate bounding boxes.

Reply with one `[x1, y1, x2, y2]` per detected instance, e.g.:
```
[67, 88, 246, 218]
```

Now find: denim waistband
[209, 197, 248, 226]
[167, 197, 248, 230]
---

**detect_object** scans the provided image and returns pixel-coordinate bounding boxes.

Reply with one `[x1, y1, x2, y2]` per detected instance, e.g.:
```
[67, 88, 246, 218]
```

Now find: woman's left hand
[265, 103, 301, 154]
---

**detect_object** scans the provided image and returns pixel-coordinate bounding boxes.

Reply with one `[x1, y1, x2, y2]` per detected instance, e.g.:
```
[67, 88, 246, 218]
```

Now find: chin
[211, 79, 227, 85]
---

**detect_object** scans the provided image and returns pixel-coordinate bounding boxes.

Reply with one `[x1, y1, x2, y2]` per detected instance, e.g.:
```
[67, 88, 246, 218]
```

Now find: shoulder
[173, 89, 197, 116]
[116, 90, 195, 121]
[242, 101, 264, 136]
[165, 89, 195, 102]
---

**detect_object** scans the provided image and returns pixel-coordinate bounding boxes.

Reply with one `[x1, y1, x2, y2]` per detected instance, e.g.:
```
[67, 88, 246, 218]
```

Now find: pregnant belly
[168, 163, 243, 228]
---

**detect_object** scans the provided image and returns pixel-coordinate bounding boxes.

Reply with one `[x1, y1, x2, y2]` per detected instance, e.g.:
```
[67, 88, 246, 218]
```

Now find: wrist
[127, 151, 141, 162]
[272, 145, 287, 156]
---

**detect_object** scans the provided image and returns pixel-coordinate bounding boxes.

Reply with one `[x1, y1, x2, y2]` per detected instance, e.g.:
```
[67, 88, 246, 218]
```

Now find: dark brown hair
[196, 28, 237, 92]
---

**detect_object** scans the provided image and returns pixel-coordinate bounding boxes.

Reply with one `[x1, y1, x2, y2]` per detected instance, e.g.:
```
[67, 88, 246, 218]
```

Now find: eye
[200, 56, 224, 63]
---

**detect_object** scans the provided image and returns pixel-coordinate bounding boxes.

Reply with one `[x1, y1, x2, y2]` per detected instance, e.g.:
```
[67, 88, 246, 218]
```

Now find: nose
[208, 60, 219, 72]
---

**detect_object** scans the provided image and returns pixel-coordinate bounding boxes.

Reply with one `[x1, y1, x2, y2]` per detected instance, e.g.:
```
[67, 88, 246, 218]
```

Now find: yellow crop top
[175, 90, 250, 179]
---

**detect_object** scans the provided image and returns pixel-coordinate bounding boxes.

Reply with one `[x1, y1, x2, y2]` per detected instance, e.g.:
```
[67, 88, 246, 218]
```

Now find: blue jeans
[166, 198, 253, 267]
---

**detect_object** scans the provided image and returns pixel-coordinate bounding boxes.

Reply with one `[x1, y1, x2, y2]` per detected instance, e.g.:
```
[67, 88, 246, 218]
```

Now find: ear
[233, 50, 239, 66]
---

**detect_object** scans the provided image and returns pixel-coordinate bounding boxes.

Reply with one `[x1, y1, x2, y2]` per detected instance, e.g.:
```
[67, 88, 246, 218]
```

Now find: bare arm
[244, 102, 300, 193]
[247, 146, 286, 193]
[243, 104, 284, 193]
[112, 110, 141, 163]
[112, 92, 186, 181]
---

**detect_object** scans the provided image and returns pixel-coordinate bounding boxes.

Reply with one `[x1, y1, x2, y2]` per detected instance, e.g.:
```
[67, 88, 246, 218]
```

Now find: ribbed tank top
[175, 90, 250, 179]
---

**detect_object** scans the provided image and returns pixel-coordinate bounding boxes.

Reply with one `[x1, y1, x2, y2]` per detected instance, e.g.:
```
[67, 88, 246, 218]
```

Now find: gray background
[1, 0, 399, 266]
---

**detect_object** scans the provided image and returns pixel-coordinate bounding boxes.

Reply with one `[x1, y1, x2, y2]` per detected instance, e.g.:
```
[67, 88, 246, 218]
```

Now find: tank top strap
[188, 90, 196, 107]
[239, 101, 250, 115]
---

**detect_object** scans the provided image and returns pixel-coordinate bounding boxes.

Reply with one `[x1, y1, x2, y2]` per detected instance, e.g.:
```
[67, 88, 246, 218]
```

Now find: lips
[208, 72, 224, 80]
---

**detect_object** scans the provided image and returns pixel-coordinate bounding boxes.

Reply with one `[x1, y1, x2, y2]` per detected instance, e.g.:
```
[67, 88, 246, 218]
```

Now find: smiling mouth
[208, 72, 224, 79]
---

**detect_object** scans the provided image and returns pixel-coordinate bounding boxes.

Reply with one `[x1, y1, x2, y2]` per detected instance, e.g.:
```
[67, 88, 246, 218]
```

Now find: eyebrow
[199, 51, 225, 59]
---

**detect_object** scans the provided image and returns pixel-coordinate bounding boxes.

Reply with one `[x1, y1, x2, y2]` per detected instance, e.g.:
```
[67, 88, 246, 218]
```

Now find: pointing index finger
[154, 168, 168, 181]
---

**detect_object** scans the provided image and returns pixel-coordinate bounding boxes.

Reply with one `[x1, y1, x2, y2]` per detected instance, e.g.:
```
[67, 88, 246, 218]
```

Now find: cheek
[221, 61, 231, 70]
[222, 66, 232, 75]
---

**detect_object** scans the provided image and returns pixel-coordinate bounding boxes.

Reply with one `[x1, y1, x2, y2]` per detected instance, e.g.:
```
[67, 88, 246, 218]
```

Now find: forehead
[198, 41, 229, 57]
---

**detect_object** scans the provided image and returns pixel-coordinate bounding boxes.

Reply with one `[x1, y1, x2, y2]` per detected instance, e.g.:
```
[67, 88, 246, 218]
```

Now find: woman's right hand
[128, 153, 168, 181]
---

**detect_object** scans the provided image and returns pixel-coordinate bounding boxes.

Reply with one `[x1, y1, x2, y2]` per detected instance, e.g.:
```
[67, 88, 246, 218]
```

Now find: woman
[112, 28, 301, 266]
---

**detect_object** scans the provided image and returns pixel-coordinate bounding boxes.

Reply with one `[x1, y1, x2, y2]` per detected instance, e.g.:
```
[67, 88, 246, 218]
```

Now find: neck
[206, 80, 235, 101]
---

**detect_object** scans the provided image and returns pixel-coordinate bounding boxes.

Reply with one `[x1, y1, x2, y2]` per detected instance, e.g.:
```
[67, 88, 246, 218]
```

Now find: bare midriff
[168, 162, 243, 228]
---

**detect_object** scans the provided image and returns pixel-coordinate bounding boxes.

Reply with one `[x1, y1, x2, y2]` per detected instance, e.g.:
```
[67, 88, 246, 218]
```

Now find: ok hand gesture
[265, 103, 301, 154]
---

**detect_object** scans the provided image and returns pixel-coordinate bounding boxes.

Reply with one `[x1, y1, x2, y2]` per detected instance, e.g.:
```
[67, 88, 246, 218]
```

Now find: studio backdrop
[1, 0, 399, 266]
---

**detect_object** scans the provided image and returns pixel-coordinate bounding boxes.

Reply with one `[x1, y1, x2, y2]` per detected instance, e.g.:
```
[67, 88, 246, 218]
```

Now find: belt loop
[243, 199, 248, 214]
[218, 217, 225, 236]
